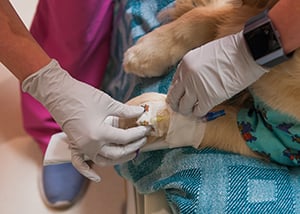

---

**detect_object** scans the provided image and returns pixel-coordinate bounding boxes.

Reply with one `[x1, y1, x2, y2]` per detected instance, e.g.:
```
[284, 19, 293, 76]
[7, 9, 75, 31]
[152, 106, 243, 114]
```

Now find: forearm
[0, 0, 50, 82]
[269, 0, 300, 54]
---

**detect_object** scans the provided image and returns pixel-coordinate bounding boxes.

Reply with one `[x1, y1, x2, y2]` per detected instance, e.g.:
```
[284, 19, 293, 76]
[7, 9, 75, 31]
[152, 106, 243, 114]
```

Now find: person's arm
[0, 0, 50, 82]
[268, 0, 300, 54]
[0, 0, 150, 182]
[167, 0, 300, 117]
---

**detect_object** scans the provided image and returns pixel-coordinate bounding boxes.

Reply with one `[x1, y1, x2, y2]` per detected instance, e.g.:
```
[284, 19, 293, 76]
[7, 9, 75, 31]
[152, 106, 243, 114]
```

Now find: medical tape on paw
[136, 100, 206, 149]
[166, 110, 206, 149]
[136, 101, 169, 137]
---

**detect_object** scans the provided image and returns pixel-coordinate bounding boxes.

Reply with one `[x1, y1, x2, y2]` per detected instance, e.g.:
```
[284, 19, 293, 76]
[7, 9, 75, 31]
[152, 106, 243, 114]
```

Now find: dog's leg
[119, 92, 260, 159]
[200, 105, 261, 159]
[123, 0, 277, 78]
[123, 6, 235, 77]
[242, 0, 278, 9]
[162, 0, 243, 19]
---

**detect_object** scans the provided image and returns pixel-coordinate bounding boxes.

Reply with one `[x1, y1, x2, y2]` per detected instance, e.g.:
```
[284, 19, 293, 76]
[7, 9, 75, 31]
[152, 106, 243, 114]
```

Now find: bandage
[136, 98, 206, 151]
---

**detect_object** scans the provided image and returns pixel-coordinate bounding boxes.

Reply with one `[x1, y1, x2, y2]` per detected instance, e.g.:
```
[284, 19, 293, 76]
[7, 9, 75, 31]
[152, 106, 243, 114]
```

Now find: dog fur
[121, 0, 300, 160]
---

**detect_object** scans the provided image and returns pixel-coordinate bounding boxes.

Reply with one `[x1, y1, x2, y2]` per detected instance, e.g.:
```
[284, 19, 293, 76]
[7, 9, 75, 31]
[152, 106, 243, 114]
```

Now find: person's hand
[167, 31, 268, 118]
[22, 59, 150, 182]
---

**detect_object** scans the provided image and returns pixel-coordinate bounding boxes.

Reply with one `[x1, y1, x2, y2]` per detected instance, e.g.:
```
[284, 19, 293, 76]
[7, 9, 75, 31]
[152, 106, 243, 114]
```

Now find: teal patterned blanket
[103, 1, 300, 213]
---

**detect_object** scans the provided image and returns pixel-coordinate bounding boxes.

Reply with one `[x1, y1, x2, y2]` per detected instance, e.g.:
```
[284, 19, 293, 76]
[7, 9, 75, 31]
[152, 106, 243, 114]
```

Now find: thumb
[71, 149, 101, 183]
[111, 101, 145, 118]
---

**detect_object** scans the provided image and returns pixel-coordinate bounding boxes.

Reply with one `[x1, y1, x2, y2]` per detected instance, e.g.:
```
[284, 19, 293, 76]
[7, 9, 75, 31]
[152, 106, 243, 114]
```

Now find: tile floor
[0, 1, 126, 213]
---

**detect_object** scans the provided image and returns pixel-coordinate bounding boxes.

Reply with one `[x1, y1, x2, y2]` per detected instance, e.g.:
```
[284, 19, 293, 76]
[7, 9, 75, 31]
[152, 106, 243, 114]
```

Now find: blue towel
[103, 1, 300, 213]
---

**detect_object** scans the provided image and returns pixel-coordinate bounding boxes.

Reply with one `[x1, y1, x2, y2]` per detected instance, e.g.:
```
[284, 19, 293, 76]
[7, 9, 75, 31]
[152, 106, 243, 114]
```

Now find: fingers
[105, 125, 151, 145]
[104, 115, 119, 127]
[166, 62, 186, 112]
[166, 80, 185, 112]
[99, 137, 147, 160]
[101, 92, 144, 118]
[71, 150, 101, 182]
[192, 103, 210, 118]
[178, 91, 198, 116]
[94, 152, 136, 166]
[110, 101, 145, 118]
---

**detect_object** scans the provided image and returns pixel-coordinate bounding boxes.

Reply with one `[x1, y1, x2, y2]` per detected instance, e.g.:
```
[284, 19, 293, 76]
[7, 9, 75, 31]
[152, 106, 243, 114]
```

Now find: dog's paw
[123, 29, 180, 77]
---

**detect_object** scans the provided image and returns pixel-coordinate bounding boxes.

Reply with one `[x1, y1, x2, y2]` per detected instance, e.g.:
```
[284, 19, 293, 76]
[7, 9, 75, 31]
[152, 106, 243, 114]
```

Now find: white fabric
[22, 59, 150, 182]
[167, 31, 268, 117]
[44, 132, 75, 165]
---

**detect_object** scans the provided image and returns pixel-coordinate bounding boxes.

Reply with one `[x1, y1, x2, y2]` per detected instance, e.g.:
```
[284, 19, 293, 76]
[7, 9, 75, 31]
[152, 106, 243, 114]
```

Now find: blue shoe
[40, 163, 89, 209]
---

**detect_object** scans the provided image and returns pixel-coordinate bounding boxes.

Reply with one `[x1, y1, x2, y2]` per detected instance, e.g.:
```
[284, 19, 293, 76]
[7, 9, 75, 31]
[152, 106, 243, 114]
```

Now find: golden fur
[121, 0, 300, 160]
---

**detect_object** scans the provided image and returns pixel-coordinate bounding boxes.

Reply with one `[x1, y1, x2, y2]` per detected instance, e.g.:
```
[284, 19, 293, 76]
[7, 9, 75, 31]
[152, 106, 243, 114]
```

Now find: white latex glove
[22, 59, 150, 182]
[167, 31, 268, 118]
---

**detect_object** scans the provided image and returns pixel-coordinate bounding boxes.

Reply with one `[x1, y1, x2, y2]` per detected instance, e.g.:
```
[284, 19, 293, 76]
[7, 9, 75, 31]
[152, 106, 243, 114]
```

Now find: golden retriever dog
[119, 0, 300, 163]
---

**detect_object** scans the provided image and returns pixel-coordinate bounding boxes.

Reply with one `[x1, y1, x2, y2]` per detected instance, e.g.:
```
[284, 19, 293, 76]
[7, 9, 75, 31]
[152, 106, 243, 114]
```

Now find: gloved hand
[167, 31, 268, 118]
[22, 59, 150, 182]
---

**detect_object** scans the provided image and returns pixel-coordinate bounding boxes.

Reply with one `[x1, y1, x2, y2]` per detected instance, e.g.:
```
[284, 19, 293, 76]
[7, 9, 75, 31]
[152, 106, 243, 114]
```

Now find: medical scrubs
[20, 0, 114, 153]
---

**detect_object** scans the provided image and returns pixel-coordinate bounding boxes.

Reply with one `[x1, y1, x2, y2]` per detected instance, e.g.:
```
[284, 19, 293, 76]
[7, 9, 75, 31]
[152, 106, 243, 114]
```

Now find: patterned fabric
[116, 148, 300, 214]
[103, 0, 300, 213]
[238, 94, 300, 166]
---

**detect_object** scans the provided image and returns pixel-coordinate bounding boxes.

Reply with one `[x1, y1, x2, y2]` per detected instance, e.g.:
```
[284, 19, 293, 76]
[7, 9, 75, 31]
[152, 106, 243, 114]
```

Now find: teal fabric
[238, 94, 300, 166]
[103, 1, 300, 213]
[116, 148, 299, 214]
